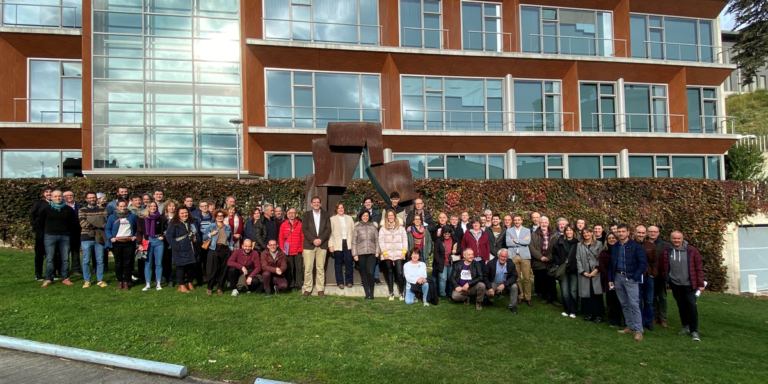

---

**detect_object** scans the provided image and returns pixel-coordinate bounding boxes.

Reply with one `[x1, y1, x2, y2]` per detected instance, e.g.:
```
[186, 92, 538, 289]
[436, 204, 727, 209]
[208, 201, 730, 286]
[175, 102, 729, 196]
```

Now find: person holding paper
[660, 231, 705, 342]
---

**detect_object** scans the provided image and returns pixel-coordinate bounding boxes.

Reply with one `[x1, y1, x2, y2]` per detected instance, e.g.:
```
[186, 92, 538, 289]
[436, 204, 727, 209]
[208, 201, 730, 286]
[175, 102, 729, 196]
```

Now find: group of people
[30, 186, 705, 342]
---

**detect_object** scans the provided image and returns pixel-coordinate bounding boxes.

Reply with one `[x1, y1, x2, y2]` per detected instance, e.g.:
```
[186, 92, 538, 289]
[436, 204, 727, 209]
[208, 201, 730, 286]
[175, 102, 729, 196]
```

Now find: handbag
[201, 239, 211, 250]
[548, 263, 566, 281]
[135, 246, 147, 260]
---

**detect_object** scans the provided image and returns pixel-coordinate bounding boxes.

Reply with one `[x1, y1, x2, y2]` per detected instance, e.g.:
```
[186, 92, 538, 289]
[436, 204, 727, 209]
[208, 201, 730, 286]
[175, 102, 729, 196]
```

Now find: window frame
[516, 153, 619, 179]
[0, 149, 83, 178]
[629, 12, 716, 62]
[512, 78, 564, 131]
[460, 0, 503, 52]
[519, 4, 615, 57]
[628, 154, 723, 179]
[261, 0, 381, 45]
[577, 81, 617, 132]
[26, 58, 83, 124]
[264, 151, 315, 179]
[399, 0, 444, 49]
[623, 81, 670, 133]
[686, 85, 719, 134]
[392, 153, 506, 179]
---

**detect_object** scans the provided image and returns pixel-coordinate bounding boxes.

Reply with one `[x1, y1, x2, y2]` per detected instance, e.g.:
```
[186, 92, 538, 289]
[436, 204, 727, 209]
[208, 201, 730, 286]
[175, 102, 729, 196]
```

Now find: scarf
[542, 230, 550, 254]
[411, 225, 425, 249]
[115, 210, 130, 219]
[144, 211, 161, 238]
[50, 201, 66, 211]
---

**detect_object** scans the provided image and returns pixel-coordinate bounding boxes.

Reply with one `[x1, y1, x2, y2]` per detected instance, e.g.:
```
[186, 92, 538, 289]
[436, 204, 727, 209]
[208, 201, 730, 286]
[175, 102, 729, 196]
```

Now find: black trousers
[533, 268, 558, 302]
[206, 247, 230, 290]
[227, 267, 264, 293]
[177, 264, 194, 285]
[380, 258, 405, 295]
[34, 230, 45, 277]
[69, 231, 81, 273]
[606, 288, 624, 326]
[286, 254, 303, 289]
[162, 245, 173, 284]
[358, 254, 377, 298]
[196, 247, 208, 286]
[670, 282, 699, 332]
[112, 241, 135, 283]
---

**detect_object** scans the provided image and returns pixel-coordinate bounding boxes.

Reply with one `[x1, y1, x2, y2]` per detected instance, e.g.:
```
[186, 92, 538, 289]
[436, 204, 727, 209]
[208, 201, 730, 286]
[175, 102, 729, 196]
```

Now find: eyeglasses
[216, 215, 225, 218]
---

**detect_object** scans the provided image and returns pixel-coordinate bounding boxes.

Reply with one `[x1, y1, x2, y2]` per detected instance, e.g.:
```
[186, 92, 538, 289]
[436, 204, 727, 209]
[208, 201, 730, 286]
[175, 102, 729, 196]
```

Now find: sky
[720, 9, 737, 31]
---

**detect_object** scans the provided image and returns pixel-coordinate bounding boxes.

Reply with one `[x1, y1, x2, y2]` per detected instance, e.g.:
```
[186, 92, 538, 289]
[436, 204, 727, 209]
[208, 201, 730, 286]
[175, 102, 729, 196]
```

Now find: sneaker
[264, 291, 272, 297]
[399, 294, 405, 301]
[593, 317, 603, 324]
[131, 275, 138, 282]
[679, 326, 691, 335]
[274, 286, 280, 296]
[510, 307, 518, 314]
[691, 332, 700, 341]
[82, 282, 91, 289]
[618, 327, 634, 334]
[569, 314, 576, 319]
[156, 283, 162, 291]
[35, 275, 44, 282]
[97, 281, 108, 288]
[561, 312, 569, 317]
[231, 290, 239, 297]
[634, 332, 643, 342]
[41, 280, 52, 287]
[61, 279, 74, 286]
[423, 301, 430, 307]
[142, 283, 151, 291]
[389, 294, 395, 301]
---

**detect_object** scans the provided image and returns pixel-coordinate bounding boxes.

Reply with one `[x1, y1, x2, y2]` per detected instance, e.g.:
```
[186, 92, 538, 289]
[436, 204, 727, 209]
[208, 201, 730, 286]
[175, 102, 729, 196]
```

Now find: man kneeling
[451, 248, 486, 310]
[261, 240, 289, 296]
[227, 239, 263, 296]
[484, 248, 519, 314]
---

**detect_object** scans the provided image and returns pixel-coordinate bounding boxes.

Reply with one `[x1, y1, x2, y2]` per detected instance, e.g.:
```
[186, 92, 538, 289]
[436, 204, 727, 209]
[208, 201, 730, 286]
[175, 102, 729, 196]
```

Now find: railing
[738, 135, 768, 152]
[1, 2, 80, 29]
[403, 109, 575, 131]
[588, 112, 685, 133]
[527, 34, 627, 57]
[693, 115, 737, 134]
[401, 27, 449, 49]
[465, 30, 512, 52]
[13, 98, 81, 123]
[262, 18, 382, 46]
[642, 41, 727, 63]
[265, 105, 384, 129]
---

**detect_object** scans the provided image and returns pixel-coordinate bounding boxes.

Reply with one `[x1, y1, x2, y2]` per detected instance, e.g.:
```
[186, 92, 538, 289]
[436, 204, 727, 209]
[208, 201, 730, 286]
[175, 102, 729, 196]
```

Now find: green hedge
[2, 178, 766, 292]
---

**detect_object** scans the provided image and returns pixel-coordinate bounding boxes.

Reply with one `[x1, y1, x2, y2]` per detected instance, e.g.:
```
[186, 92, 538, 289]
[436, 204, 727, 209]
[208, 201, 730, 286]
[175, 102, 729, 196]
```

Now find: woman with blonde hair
[378, 209, 408, 301]
[329, 202, 355, 289]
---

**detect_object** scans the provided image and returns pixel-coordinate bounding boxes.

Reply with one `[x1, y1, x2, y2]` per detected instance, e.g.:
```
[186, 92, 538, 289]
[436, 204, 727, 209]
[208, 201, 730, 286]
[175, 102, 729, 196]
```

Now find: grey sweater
[669, 246, 690, 286]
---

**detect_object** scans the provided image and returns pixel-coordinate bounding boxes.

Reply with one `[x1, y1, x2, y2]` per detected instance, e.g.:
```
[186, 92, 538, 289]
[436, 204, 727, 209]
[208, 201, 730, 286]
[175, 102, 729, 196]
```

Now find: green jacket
[407, 225, 432, 265]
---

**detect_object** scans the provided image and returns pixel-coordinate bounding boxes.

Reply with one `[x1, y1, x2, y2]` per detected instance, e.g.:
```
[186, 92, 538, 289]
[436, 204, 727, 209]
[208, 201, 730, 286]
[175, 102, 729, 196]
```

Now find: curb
[0, 335, 187, 378]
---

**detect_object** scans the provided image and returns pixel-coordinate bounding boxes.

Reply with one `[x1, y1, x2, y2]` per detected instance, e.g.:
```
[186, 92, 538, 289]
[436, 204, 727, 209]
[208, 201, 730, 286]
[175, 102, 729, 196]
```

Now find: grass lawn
[1, 248, 766, 384]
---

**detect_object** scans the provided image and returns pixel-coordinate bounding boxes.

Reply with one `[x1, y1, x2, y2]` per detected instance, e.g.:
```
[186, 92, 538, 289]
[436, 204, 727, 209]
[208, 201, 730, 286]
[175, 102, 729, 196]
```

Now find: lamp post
[229, 117, 244, 180]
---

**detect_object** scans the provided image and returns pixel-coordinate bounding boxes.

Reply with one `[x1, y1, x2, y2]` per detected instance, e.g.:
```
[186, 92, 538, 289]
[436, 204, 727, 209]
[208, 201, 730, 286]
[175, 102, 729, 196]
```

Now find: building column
[505, 148, 516, 179]
[383, 148, 393, 163]
[619, 148, 629, 178]
[505, 74, 514, 131]
[617, 78, 626, 133]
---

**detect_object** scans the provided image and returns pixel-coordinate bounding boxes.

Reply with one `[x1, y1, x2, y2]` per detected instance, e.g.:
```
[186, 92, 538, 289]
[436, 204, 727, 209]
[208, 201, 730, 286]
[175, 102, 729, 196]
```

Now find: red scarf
[411, 226, 425, 250]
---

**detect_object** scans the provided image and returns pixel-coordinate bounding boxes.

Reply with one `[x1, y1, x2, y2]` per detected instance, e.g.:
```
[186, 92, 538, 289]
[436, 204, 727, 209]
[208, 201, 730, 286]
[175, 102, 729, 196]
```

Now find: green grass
[726, 89, 768, 136]
[1, 248, 767, 384]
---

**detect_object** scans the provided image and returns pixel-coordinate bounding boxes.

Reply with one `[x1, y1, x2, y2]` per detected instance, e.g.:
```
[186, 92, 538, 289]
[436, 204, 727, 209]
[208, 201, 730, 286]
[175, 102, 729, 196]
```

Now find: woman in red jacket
[461, 217, 491, 263]
[227, 204, 244, 250]
[278, 207, 304, 291]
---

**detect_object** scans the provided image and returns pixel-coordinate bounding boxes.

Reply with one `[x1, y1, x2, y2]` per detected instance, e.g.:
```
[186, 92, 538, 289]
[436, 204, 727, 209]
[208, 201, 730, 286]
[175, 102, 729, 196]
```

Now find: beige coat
[329, 214, 355, 251]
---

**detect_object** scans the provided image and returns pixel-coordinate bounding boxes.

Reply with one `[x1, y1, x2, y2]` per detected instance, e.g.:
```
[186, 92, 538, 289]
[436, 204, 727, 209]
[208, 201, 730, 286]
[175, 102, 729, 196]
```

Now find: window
[687, 87, 718, 133]
[28, 60, 82, 123]
[1, 150, 82, 178]
[624, 83, 669, 132]
[264, 0, 379, 45]
[393, 154, 504, 179]
[1, 0, 81, 28]
[400, 0, 443, 48]
[514, 80, 563, 131]
[267, 70, 381, 128]
[92, 0, 242, 170]
[402, 76, 503, 131]
[266, 153, 313, 178]
[579, 82, 616, 132]
[629, 155, 721, 179]
[520, 6, 615, 56]
[630, 14, 714, 62]
[461, 1, 502, 52]
[568, 155, 618, 179]
[516, 155, 563, 178]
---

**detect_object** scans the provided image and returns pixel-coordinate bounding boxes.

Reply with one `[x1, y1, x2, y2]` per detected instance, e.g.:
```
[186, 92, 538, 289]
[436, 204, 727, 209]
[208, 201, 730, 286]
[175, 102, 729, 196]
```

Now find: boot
[187, 282, 195, 291]
[178, 284, 189, 293]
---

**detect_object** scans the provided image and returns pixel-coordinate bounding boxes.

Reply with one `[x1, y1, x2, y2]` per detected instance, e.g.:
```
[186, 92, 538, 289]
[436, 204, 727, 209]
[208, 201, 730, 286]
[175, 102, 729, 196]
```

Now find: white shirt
[461, 221, 468, 231]
[514, 226, 522, 254]
[313, 209, 321, 236]
[116, 218, 132, 237]
[339, 216, 347, 240]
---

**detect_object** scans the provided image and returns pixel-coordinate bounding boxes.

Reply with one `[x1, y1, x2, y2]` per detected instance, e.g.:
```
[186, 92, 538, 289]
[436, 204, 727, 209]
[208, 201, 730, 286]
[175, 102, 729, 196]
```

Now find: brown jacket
[301, 209, 332, 250]
[639, 239, 659, 277]
[530, 227, 559, 270]
[260, 249, 288, 275]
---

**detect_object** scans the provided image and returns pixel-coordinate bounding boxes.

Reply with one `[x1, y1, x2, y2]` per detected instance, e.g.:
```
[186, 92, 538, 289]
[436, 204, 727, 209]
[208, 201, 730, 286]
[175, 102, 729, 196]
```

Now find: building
[721, 30, 768, 96]
[0, 0, 741, 180]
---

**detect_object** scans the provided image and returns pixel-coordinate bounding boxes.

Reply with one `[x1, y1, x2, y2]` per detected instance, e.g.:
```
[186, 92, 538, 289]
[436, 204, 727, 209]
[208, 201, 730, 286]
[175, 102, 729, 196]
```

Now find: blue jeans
[405, 282, 429, 304]
[374, 263, 379, 279]
[615, 276, 643, 333]
[438, 264, 453, 297]
[81, 240, 104, 282]
[144, 237, 164, 283]
[560, 273, 579, 315]
[639, 276, 655, 326]
[44, 234, 70, 281]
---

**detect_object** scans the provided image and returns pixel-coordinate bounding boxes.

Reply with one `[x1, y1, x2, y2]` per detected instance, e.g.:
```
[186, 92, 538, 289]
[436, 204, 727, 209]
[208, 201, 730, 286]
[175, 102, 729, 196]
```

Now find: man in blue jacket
[608, 223, 648, 342]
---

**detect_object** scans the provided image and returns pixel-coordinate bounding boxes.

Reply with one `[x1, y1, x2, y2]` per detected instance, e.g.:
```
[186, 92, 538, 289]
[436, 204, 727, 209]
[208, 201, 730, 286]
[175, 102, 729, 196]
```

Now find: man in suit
[506, 214, 533, 307]
[450, 214, 464, 245]
[301, 196, 331, 297]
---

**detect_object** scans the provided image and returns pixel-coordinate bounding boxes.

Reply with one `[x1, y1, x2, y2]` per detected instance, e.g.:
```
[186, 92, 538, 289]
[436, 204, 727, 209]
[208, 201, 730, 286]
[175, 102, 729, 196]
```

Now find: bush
[726, 143, 767, 181]
[2, 177, 767, 293]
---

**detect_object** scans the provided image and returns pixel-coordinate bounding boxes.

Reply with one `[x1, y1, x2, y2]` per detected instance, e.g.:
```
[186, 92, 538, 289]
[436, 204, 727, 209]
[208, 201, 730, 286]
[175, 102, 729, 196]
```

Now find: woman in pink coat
[378, 209, 408, 301]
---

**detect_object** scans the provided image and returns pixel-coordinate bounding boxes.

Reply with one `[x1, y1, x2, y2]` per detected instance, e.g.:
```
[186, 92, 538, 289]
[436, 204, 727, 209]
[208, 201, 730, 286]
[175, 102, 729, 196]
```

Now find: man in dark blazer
[483, 249, 519, 314]
[301, 196, 331, 296]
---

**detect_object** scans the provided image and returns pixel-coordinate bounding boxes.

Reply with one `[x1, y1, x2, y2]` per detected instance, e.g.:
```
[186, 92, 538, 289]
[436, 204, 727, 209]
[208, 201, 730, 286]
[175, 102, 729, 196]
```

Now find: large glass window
[514, 80, 563, 131]
[461, 1, 502, 52]
[1, 0, 81, 28]
[400, 0, 443, 49]
[624, 84, 669, 133]
[28, 60, 82, 123]
[92, 0, 242, 170]
[630, 14, 714, 62]
[267, 70, 381, 128]
[629, 155, 721, 179]
[521, 6, 615, 56]
[264, 0, 379, 45]
[402, 76, 503, 131]
[516, 155, 563, 179]
[568, 155, 618, 179]
[687, 87, 718, 134]
[517, 154, 617, 179]
[579, 82, 616, 132]
[266, 153, 313, 178]
[393, 154, 504, 179]
[1, 150, 82, 178]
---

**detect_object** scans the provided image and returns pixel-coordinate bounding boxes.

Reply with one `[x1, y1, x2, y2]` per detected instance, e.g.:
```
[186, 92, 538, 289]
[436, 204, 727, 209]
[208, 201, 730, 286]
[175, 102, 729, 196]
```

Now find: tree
[727, 0, 768, 86]
[726, 142, 767, 180]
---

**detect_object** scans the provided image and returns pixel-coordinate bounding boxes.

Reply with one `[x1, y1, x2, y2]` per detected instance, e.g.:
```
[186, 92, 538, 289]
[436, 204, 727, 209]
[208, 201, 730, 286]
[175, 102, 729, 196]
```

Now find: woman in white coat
[329, 203, 355, 289]
[379, 209, 408, 301]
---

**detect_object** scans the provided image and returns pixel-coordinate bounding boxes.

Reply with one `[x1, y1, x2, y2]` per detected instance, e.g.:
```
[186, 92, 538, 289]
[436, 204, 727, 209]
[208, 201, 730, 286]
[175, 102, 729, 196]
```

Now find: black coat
[483, 259, 518, 288]
[553, 237, 580, 274]
[450, 260, 484, 288]
[485, 226, 506, 257]
[166, 221, 198, 266]
[451, 224, 465, 245]
[433, 235, 458, 274]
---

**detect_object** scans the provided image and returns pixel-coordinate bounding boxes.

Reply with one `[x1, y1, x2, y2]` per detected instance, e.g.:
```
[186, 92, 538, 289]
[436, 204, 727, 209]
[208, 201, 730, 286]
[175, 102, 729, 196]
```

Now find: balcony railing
[692, 115, 737, 134]
[263, 18, 382, 46]
[588, 112, 685, 133]
[1, 2, 80, 29]
[14, 98, 81, 123]
[527, 34, 627, 57]
[266, 105, 384, 129]
[642, 41, 727, 63]
[401, 27, 449, 49]
[465, 30, 512, 52]
[403, 109, 575, 132]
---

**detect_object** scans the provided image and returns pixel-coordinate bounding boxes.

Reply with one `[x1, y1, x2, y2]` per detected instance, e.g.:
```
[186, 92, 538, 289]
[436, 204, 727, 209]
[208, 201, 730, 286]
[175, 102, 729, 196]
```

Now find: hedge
[2, 177, 766, 293]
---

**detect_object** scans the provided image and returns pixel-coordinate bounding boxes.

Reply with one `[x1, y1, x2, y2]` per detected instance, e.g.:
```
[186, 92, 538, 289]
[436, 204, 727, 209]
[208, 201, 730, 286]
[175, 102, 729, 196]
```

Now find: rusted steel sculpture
[304, 122, 417, 212]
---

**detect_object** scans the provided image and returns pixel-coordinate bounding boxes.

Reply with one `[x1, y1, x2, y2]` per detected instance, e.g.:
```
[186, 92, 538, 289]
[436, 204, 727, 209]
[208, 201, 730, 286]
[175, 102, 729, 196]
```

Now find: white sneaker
[569, 314, 576, 319]
[562, 312, 569, 317]
[132, 275, 138, 282]
[399, 294, 405, 301]
[142, 283, 150, 291]
[156, 282, 162, 291]
[423, 301, 430, 307]
[231, 290, 239, 297]
[389, 294, 395, 301]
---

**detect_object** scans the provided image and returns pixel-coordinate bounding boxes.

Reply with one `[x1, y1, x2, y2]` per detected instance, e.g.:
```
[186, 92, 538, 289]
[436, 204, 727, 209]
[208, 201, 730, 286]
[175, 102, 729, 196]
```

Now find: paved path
[0, 348, 219, 384]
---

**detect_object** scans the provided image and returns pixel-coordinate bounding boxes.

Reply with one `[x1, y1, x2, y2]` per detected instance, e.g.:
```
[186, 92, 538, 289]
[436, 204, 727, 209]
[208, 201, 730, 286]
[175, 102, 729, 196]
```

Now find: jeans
[438, 264, 453, 297]
[81, 240, 104, 282]
[333, 240, 354, 285]
[670, 282, 699, 332]
[144, 237, 164, 283]
[405, 282, 429, 304]
[615, 276, 643, 333]
[560, 272, 579, 315]
[653, 276, 668, 321]
[44, 234, 70, 281]
[374, 263, 379, 279]
[639, 276, 655, 326]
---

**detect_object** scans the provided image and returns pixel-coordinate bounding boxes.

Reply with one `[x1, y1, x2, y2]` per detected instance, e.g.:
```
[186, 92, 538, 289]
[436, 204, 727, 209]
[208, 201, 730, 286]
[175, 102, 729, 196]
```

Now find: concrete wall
[722, 212, 768, 295]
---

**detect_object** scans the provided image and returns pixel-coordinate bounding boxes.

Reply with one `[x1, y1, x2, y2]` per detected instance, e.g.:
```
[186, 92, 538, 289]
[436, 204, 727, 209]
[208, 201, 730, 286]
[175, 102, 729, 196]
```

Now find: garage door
[739, 225, 768, 292]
